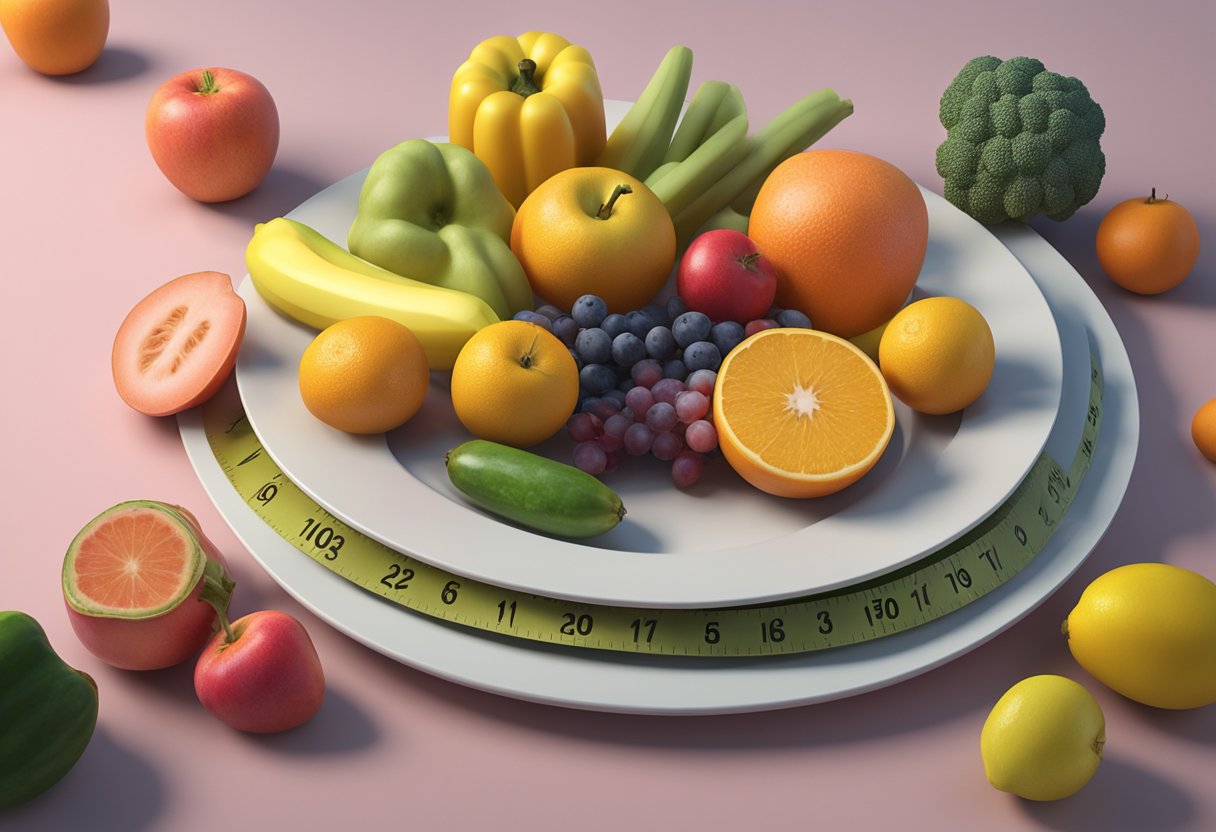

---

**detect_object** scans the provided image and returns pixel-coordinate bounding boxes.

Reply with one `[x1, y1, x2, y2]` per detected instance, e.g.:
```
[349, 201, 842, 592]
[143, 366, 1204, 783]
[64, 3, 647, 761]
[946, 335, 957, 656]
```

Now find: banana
[643, 160, 681, 189]
[663, 80, 732, 164]
[595, 45, 693, 180]
[246, 217, 500, 371]
[671, 89, 853, 246]
[648, 113, 749, 219]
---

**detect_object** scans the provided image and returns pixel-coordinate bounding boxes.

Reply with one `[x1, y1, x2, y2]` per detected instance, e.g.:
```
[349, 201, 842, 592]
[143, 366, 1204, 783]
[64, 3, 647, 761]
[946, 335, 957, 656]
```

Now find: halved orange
[712, 328, 895, 498]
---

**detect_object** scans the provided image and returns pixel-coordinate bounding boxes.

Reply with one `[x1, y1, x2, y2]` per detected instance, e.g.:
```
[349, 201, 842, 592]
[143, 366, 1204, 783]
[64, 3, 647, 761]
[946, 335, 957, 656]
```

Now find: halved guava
[112, 271, 246, 417]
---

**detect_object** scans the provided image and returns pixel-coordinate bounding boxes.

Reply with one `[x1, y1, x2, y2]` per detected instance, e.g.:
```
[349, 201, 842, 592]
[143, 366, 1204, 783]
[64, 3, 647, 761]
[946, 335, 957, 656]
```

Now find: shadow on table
[4, 725, 165, 830]
[205, 165, 332, 229]
[1017, 755, 1194, 832]
[240, 684, 379, 755]
[56, 45, 151, 85]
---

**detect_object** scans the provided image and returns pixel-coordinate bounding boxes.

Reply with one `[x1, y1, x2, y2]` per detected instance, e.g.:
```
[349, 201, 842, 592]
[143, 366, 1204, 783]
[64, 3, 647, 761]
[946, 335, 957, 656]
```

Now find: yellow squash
[449, 32, 606, 207]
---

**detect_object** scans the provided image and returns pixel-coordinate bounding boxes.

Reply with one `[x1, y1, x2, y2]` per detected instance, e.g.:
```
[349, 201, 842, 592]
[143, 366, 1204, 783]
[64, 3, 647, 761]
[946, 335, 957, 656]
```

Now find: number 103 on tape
[205, 354, 1102, 658]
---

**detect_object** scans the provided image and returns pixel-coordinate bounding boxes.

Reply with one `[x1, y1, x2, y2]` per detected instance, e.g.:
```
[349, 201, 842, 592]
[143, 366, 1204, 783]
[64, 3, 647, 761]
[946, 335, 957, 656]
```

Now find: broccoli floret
[936, 56, 1106, 223]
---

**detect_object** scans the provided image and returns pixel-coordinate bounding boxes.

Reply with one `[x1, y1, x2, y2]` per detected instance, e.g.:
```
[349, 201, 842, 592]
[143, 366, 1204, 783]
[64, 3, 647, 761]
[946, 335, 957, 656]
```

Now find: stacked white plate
[179, 102, 1138, 714]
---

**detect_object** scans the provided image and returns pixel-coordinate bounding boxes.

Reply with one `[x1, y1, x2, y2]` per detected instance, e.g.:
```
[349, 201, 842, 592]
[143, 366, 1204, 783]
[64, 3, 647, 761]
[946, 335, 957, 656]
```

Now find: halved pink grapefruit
[62, 500, 234, 670]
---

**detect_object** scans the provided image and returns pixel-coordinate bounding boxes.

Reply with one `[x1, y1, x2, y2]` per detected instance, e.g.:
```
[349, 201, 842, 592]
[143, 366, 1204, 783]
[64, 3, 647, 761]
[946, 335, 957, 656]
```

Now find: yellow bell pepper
[449, 32, 606, 207]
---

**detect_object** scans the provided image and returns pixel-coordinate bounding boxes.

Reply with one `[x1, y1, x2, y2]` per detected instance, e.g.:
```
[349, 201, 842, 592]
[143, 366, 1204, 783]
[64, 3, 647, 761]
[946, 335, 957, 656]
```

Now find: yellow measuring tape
[203, 355, 1102, 657]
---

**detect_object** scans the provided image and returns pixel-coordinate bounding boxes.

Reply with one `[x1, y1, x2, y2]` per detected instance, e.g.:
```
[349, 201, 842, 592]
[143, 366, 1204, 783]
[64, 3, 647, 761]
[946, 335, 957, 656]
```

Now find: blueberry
[643, 301, 670, 326]
[574, 327, 612, 365]
[776, 308, 813, 329]
[611, 332, 647, 367]
[672, 311, 712, 348]
[645, 325, 677, 360]
[602, 389, 628, 408]
[579, 363, 618, 395]
[662, 358, 688, 379]
[683, 341, 722, 372]
[626, 310, 655, 339]
[617, 378, 636, 393]
[666, 295, 689, 322]
[552, 315, 580, 345]
[535, 304, 565, 321]
[513, 310, 552, 331]
[568, 348, 584, 372]
[601, 313, 629, 339]
[710, 320, 746, 356]
[571, 294, 608, 328]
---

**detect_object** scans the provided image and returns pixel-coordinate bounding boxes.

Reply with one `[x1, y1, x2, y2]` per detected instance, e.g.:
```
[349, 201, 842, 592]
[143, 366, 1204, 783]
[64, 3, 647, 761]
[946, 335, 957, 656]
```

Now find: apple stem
[196, 70, 221, 95]
[597, 184, 632, 220]
[199, 557, 238, 644]
[511, 59, 541, 98]
[738, 252, 762, 271]
[518, 334, 539, 368]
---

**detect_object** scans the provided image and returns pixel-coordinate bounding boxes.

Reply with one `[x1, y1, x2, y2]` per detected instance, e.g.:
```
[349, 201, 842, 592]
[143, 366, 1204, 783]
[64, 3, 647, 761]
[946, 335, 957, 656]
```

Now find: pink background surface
[3, 1, 1214, 829]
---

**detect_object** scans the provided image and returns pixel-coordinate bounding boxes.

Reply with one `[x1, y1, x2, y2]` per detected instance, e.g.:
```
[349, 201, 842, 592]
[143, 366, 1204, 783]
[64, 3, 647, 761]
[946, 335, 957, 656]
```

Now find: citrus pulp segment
[713, 328, 895, 498]
[63, 501, 204, 617]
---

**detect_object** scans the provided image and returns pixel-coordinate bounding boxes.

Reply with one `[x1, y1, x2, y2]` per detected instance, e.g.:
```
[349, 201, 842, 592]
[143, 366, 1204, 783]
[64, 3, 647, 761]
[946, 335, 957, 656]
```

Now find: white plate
[231, 102, 1064, 608]
[180, 224, 1136, 714]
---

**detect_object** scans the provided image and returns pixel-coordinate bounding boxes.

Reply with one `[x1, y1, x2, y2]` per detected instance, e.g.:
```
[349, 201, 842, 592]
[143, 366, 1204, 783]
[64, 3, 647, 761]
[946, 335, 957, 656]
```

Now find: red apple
[677, 229, 778, 323]
[194, 610, 324, 733]
[145, 67, 279, 202]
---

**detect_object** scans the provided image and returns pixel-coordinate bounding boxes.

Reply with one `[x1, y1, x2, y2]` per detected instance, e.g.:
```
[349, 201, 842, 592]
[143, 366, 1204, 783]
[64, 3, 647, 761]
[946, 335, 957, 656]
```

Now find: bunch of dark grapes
[513, 294, 812, 488]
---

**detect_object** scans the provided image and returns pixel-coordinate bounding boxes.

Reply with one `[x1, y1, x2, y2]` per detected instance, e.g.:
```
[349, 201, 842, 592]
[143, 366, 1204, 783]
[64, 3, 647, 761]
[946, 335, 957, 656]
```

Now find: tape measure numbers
[204, 355, 1102, 657]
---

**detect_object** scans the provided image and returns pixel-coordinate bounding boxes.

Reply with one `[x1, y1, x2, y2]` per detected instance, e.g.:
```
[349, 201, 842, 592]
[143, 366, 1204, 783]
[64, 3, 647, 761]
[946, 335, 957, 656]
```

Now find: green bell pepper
[348, 139, 533, 320]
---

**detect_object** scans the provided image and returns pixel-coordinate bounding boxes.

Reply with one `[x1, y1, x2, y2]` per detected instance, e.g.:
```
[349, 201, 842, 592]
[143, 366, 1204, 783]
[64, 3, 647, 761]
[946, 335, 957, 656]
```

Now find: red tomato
[111, 271, 246, 416]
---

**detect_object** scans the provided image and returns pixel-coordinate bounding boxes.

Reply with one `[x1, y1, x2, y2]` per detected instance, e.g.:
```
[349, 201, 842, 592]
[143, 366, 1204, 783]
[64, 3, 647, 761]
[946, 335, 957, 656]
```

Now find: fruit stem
[511, 59, 541, 97]
[1147, 188, 1157, 204]
[519, 334, 540, 369]
[199, 558, 238, 644]
[196, 70, 221, 95]
[597, 184, 632, 220]
[738, 252, 762, 271]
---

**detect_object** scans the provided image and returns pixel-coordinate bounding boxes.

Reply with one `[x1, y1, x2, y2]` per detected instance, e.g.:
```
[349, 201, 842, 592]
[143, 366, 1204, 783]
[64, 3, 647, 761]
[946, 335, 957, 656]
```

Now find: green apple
[980, 674, 1105, 801]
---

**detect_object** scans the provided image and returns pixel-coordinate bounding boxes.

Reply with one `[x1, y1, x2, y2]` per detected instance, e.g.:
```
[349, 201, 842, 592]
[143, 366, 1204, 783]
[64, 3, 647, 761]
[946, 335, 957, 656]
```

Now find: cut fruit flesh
[111, 271, 246, 417]
[713, 328, 895, 498]
[63, 501, 204, 618]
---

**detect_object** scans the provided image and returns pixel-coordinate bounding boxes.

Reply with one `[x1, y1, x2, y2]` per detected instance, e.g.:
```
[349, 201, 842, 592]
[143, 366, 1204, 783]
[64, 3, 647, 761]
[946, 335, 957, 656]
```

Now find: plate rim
[230, 99, 1065, 608]
[178, 223, 1137, 714]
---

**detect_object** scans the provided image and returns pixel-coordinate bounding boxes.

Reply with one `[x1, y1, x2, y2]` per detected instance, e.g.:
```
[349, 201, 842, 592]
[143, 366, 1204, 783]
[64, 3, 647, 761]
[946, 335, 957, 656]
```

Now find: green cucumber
[445, 440, 626, 539]
[0, 611, 99, 809]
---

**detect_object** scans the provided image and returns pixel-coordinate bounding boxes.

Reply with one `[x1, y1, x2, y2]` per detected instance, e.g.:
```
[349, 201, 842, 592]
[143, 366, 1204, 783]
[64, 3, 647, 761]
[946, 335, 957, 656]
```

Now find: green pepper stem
[511, 59, 541, 97]
[196, 70, 220, 95]
[199, 557, 238, 644]
[597, 184, 633, 219]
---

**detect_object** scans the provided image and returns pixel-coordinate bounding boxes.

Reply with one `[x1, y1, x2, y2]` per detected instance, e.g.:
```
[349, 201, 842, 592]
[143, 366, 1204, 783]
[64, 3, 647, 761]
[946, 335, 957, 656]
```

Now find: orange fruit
[1192, 398, 1216, 462]
[511, 166, 675, 314]
[298, 316, 429, 434]
[713, 328, 895, 498]
[749, 149, 928, 338]
[0, 0, 108, 75]
[1096, 190, 1201, 295]
[450, 320, 579, 447]
[878, 297, 994, 415]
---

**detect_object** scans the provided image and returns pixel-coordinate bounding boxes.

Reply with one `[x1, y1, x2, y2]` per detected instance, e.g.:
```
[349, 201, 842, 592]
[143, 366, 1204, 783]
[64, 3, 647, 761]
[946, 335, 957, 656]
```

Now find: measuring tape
[203, 354, 1102, 657]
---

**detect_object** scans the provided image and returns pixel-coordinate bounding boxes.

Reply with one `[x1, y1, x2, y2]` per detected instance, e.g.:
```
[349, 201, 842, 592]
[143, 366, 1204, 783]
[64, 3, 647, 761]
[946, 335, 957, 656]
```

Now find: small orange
[749, 149, 928, 338]
[298, 316, 429, 434]
[878, 297, 994, 415]
[1096, 190, 1201, 295]
[450, 320, 579, 448]
[510, 166, 675, 314]
[0, 0, 108, 75]
[1192, 398, 1216, 463]
[713, 328, 895, 498]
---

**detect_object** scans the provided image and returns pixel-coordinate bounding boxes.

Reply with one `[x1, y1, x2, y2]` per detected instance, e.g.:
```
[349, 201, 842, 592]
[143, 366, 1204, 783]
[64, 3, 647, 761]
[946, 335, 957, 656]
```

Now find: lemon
[981, 675, 1105, 801]
[1064, 562, 1216, 709]
[878, 296, 994, 415]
